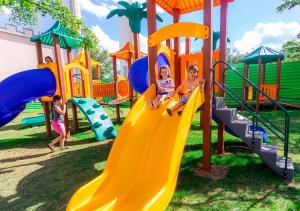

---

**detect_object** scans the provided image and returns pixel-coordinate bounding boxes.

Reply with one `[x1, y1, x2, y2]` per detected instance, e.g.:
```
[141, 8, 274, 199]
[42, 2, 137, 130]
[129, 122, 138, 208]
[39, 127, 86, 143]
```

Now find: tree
[277, 0, 300, 12]
[0, 0, 99, 52]
[226, 48, 246, 64]
[281, 40, 300, 61]
[91, 47, 113, 80]
[107, 1, 163, 59]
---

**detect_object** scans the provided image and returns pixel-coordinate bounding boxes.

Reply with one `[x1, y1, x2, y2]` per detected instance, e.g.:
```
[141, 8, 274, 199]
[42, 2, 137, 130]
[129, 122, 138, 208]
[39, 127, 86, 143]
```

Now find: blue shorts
[158, 92, 171, 96]
[180, 95, 189, 103]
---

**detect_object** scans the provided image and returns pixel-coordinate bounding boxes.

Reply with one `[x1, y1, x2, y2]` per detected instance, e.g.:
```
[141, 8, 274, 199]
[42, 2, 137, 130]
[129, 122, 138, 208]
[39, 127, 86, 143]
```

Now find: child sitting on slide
[47, 95, 67, 152]
[166, 65, 205, 116]
[147, 65, 175, 109]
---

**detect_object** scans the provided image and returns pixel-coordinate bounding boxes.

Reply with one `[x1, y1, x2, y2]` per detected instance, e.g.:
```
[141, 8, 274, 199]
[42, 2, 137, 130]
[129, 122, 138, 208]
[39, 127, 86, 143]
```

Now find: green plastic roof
[31, 21, 83, 49]
[242, 46, 285, 64]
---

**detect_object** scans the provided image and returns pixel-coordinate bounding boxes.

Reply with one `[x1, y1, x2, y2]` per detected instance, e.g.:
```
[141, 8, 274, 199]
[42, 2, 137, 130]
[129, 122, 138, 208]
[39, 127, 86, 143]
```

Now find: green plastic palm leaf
[106, 1, 164, 33]
[118, 1, 131, 10]
[140, 11, 163, 23]
[106, 9, 127, 19]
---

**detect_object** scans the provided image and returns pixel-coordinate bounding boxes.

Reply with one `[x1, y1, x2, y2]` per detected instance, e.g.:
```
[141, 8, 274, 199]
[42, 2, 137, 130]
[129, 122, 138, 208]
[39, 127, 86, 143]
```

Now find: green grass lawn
[0, 105, 299, 210]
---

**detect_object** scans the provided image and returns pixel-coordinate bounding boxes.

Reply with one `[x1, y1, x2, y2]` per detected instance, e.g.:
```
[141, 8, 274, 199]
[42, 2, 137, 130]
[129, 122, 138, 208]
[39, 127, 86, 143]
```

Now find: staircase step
[274, 157, 294, 181]
[257, 144, 277, 166]
[228, 120, 249, 137]
[214, 97, 225, 109]
[243, 135, 263, 149]
[214, 108, 237, 124]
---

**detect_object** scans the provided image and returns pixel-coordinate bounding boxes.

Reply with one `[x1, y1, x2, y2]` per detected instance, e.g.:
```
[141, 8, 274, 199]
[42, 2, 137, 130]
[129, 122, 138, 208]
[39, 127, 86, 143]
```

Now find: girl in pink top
[148, 65, 175, 109]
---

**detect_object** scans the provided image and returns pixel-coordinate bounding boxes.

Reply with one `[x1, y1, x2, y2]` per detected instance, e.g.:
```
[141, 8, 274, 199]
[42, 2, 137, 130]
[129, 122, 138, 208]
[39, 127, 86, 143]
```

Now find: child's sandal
[166, 108, 173, 116]
[47, 144, 54, 152]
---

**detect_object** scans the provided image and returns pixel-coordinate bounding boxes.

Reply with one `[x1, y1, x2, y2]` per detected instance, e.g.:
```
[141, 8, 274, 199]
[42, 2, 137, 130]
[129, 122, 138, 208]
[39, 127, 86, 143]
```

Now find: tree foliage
[91, 47, 113, 80]
[277, 0, 300, 12]
[281, 40, 300, 61]
[0, 0, 99, 52]
[226, 48, 246, 64]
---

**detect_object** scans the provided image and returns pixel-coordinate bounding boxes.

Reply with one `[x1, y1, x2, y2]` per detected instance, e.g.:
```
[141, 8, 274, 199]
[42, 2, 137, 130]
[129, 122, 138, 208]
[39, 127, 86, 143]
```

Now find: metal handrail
[213, 60, 290, 179]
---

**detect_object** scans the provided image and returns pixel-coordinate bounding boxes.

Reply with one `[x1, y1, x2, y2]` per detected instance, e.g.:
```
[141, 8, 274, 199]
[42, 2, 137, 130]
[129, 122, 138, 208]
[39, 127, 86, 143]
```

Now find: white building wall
[118, 0, 133, 77]
[0, 0, 80, 81]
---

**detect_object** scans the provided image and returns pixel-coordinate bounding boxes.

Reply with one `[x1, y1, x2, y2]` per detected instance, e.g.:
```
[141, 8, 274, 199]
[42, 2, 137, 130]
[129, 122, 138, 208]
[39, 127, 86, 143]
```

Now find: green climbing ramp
[70, 98, 117, 141]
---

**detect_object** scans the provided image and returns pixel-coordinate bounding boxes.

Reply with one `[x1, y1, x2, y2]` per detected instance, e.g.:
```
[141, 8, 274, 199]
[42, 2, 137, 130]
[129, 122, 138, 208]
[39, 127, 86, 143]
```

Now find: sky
[78, 0, 300, 54]
[1, 0, 299, 54]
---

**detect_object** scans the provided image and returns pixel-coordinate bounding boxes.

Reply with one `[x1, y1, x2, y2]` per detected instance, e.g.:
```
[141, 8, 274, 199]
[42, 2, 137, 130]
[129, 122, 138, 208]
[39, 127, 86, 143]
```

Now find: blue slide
[128, 53, 170, 94]
[0, 68, 56, 127]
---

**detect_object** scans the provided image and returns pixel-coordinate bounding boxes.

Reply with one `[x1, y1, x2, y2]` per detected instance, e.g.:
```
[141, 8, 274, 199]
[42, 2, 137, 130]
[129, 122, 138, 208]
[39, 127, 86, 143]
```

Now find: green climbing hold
[94, 122, 102, 128]
[87, 109, 95, 115]
[106, 126, 114, 131]
[78, 99, 86, 104]
[100, 114, 108, 120]
[93, 103, 101, 108]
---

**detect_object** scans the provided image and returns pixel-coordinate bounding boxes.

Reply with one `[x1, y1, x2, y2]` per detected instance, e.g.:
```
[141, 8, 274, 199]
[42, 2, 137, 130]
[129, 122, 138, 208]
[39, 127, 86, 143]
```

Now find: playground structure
[241, 46, 284, 110]
[67, 0, 294, 210]
[0, 21, 116, 141]
[0, 0, 295, 210]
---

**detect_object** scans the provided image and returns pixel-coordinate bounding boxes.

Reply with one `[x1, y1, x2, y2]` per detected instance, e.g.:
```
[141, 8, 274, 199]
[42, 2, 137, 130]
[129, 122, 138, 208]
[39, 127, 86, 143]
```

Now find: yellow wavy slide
[67, 85, 204, 211]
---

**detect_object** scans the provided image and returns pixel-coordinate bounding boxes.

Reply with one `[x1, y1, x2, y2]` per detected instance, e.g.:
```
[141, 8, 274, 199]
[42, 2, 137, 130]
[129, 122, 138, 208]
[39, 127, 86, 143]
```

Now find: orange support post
[113, 56, 120, 121]
[256, 58, 262, 111]
[173, 8, 181, 88]
[133, 32, 141, 60]
[166, 39, 172, 48]
[216, 0, 228, 155]
[202, 0, 213, 171]
[275, 57, 281, 110]
[96, 65, 101, 79]
[53, 34, 69, 134]
[35, 40, 44, 64]
[128, 52, 134, 107]
[85, 51, 94, 98]
[67, 47, 75, 97]
[147, 0, 157, 85]
[36, 39, 52, 137]
[67, 48, 78, 131]
[242, 62, 247, 109]
[185, 37, 191, 55]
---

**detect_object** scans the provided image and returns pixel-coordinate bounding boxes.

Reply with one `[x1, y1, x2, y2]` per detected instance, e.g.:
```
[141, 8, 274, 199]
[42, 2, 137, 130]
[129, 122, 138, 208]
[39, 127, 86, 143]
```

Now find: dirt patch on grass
[193, 163, 228, 180]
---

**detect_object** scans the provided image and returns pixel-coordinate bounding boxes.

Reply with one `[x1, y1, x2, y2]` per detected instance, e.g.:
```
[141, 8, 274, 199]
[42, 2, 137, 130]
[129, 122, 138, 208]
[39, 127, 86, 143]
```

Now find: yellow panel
[67, 84, 204, 210]
[149, 22, 209, 47]
[63, 63, 91, 100]
[39, 62, 61, 102]
[157, 44, 176, 80]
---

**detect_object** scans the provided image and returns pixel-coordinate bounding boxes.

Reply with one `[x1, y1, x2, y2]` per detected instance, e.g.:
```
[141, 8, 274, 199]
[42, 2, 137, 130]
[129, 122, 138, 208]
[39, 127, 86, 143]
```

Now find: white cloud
[78, 0, 117, 20]
[0, 6, 11, 15]
[234, 21, 300, 54]
[91, 25, 119, 52]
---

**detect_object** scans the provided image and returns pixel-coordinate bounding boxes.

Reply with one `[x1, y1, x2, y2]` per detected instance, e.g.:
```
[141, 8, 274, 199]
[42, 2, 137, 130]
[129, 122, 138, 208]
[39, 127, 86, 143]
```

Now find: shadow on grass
[0, 142, 113, 211]
[0, 123, 27, 131]
[170, 141, 300, 210]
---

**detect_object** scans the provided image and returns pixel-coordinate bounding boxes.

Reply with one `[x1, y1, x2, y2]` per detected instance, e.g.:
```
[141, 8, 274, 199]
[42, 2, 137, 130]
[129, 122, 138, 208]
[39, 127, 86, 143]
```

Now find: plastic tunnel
[0, 68, 56, 127]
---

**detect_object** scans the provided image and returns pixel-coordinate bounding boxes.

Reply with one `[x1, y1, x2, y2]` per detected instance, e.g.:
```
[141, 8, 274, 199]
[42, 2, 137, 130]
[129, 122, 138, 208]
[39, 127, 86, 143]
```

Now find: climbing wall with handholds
[69, 97, 117, 141]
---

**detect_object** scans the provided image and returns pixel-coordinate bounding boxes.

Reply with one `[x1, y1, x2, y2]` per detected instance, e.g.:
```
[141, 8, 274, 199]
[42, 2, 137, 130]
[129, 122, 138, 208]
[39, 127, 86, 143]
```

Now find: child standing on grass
[147, 65, 175, 109]
[48, 95, 67, 152]
[166, 65, 205, 116]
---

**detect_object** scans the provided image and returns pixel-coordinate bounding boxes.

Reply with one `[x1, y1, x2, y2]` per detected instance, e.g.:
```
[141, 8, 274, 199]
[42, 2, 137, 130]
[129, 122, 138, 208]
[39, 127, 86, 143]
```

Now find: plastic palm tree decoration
[107, 1, 163, 59]
[194, 31, 231, 50]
